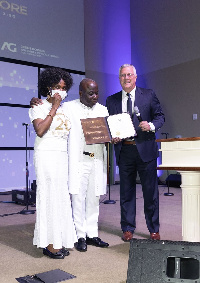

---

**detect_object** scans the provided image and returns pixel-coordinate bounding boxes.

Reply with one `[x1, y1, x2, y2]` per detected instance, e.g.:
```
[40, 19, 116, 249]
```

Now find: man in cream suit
[63, 78, 109, 252]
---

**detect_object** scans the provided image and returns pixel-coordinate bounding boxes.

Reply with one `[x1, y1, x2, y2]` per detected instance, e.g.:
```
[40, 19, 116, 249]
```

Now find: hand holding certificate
[81, 113, 136, 144]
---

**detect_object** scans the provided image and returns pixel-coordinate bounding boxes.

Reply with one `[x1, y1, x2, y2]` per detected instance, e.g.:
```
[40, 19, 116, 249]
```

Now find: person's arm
[139, 90, 165, 132]
[32, 94, 62, 137]
[149, 91, 165, 132]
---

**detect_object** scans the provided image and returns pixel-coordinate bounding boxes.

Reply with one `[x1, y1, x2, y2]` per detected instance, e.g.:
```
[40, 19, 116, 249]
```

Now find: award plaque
[81, 117, 111, 144]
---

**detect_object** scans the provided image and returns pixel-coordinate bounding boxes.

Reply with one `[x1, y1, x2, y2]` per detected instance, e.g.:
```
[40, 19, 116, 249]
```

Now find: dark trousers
[119, 144, 159, 234]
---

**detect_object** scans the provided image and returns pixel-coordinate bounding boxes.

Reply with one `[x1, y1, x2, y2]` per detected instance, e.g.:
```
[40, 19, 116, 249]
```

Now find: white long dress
[29, 100, 77, 249]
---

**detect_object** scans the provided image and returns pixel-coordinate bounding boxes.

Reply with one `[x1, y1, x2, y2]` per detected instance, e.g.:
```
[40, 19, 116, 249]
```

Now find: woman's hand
[51, 93, 62, 110]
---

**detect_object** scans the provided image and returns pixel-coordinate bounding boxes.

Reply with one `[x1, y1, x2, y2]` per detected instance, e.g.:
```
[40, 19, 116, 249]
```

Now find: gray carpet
[0, 184, 182, 283]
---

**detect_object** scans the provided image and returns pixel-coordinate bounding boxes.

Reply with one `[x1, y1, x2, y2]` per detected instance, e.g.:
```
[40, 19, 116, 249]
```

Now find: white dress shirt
[122, 88, 135, 113]
[121, 88, 155, 132]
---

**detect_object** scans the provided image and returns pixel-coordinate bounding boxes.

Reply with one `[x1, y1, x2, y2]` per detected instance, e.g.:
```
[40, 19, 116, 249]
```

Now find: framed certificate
[107, 113, 136, 139]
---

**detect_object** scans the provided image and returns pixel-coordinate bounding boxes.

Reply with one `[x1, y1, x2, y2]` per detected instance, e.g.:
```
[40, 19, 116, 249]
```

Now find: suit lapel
[115, 91, 122, 114]
[133, 87, 142, 125]
[134, 87, 142, 107]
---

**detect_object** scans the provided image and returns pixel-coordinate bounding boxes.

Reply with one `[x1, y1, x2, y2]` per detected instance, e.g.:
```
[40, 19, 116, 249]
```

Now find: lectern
[157, 137, 200, 242]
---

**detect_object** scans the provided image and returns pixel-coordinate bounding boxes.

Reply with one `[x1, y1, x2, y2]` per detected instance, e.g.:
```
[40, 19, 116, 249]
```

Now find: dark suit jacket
[106, 86, 165, 165]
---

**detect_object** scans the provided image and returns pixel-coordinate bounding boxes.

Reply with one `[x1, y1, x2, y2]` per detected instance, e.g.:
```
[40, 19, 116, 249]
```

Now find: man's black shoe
[43, 248, 65, 259]
[60, 247, 70, 256]
[86, 237, 109, 248]
[75, 237, 87, 252]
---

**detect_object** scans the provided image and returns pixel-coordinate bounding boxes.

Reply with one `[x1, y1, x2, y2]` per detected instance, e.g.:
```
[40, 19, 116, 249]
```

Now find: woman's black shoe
[43, 248, 65, 259]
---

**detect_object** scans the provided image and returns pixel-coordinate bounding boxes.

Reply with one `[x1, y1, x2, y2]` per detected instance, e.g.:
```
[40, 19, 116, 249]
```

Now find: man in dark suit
[106, 64, 165, 241]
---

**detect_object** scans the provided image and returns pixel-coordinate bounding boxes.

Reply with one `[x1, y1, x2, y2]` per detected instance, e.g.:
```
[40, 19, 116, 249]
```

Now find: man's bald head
[79, 78, 99, 108]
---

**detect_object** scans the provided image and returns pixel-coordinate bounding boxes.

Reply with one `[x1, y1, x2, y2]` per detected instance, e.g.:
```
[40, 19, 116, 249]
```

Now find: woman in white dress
[29, 67, 77, 259]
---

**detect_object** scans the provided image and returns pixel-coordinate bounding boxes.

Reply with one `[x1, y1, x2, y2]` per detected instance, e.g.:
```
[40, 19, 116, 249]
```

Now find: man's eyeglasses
[120, 73, 135, 78]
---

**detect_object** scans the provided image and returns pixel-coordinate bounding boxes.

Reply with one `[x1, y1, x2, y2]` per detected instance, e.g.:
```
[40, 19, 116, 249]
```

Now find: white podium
[157, 137, 200, 242]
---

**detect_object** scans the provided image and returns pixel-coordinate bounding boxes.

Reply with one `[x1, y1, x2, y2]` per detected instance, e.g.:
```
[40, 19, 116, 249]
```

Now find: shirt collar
[122, 87, 136, 98]
[79, 100, 96, 110]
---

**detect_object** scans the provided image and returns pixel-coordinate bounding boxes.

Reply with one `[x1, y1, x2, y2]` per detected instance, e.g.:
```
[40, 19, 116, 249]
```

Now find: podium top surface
[156, 137, 200, 142]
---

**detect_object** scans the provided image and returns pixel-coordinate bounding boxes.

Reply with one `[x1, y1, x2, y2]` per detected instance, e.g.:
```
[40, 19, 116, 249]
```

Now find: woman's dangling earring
[46, 88, 51, 101]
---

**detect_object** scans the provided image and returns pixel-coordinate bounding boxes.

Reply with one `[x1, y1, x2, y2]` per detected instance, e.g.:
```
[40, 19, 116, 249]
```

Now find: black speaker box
[12, 190, 36, 205]
[127, 238, 200, 283]
[166, 174, 181, 188]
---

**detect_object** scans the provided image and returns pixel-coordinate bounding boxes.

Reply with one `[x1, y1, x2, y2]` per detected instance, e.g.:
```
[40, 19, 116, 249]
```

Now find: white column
[180, 171, 200, 242]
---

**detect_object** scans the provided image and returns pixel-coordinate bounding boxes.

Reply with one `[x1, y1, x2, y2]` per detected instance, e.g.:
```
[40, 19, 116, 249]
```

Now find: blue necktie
[127, 93, 132, 116]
